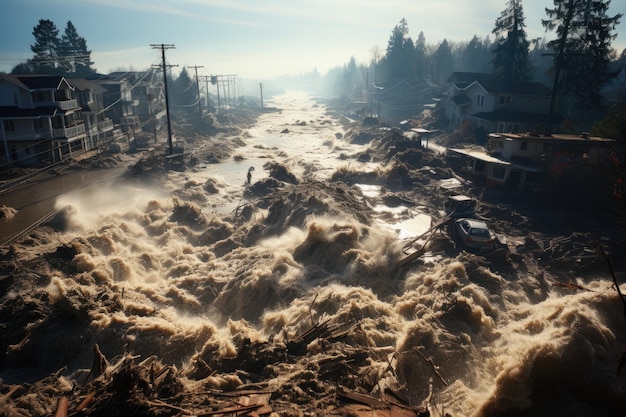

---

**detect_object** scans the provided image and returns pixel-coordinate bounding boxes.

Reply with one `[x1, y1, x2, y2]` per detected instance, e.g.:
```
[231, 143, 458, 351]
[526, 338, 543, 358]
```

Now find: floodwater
[1, 91, 625, 417]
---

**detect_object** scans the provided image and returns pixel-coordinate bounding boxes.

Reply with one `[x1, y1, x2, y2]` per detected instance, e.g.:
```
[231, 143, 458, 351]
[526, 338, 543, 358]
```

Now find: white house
[0, 75, 87, 165]
[443, 72, 555, 133]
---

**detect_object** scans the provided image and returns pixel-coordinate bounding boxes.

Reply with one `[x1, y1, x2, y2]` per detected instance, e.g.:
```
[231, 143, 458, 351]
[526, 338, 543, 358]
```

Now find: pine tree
[543, 0, 622, 109]
[461, 35, 493, 73]
[383, 18, 415, 80]
[30, 19, 60, 73]
[59, 21, 93, 75]
[432, 39, 454, 83]
[491, 0, 531, 83]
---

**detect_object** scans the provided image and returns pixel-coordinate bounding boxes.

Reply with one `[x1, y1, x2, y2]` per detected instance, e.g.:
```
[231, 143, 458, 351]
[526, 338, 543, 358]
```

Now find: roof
[496, 132, 616, 144]
[448, 148, 511, 165]
[446, 72, 493, 84]
[452, 94, 472, 106]
[459, 218, 489, 229]
[449, 195, 473, 202]
[67, 77, 105, 94]
[471, 108, 560, 124]
[469, 79, 552, 96]
[0, 105, 58, 118]
[1, 74, 71, 91]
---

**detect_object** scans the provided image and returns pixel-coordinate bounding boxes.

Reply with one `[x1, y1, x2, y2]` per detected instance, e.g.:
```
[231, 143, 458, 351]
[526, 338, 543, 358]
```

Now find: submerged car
[444, 194, 477, 218]
[455, 218, 495, 251]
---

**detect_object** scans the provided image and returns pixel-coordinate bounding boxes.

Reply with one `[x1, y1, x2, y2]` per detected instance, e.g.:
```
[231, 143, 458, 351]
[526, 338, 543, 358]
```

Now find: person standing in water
[247, 166, 254, 185]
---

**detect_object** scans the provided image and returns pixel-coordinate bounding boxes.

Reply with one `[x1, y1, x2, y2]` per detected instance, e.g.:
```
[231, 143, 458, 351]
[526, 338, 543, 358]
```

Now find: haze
[1, 0, 624, 79]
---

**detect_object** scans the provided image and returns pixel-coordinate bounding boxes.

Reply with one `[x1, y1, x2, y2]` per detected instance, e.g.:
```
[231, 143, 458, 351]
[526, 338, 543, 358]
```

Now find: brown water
[1, 91, 624, 416]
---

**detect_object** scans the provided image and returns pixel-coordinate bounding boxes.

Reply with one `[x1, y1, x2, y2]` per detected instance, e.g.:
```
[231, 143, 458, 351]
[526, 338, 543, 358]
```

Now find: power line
[189, 65, 204, 116]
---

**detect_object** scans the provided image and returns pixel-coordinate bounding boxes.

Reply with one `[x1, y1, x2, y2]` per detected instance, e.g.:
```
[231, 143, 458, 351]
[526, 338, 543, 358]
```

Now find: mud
[0, 93, 625, 417]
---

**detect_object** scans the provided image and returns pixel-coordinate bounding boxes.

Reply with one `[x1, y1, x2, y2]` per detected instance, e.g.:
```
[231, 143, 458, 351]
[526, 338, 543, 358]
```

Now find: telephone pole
[189, 65, 204, 117]
[151, 43, 177, 155]
[200, 75, 211, 113]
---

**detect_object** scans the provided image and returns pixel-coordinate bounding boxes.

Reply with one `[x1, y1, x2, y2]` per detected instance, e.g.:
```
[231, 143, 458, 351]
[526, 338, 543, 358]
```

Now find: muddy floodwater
[0, 91, 625, 417]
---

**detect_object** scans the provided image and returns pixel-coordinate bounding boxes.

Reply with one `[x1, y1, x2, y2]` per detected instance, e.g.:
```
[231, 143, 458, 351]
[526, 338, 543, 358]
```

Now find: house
[443, 72, 557, 134]
[369, 77, 440, 124]
[87, 70, 165, 135]
[67, 77, 123, 152]
[448, 132, 617, 191]
[0, 74, 87, 165]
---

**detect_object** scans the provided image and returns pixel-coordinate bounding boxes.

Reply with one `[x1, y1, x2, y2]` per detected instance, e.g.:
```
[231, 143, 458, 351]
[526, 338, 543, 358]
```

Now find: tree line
[325, 0, 624, 118]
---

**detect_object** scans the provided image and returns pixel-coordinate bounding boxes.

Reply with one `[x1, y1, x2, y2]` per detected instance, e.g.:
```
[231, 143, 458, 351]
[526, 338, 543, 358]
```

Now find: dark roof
[452, 94, 472, 106]
[472, 80, 552, 96]
[0, 105, 58, 118]
[67, 77, 105, 94]
[1, 74, 70, 91]
[471, 108, 562, 124]
[446, 72, 493, 84]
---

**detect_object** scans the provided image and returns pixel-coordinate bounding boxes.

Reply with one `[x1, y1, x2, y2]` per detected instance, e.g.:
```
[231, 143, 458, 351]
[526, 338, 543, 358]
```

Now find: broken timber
[399, 216, 453, 268]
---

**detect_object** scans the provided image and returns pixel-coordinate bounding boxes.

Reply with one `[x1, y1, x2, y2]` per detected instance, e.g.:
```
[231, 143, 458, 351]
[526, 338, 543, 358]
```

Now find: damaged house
[448, 132, 617, 191]
[0, 74, 87, 165]
[443, 72, 557, 134]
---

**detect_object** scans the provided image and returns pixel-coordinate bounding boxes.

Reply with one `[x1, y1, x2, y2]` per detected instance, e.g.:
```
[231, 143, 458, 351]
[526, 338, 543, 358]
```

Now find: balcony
[98, 119, 114, 132]
[53, 123, 85, 139]
[57, 99, 78, 111]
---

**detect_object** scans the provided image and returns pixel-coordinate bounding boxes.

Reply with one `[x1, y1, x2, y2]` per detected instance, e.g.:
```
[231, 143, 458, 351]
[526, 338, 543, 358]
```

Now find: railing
[57, 99, 78, 110]
[98, 119, 114, 131]
[52, 123, 85, 139]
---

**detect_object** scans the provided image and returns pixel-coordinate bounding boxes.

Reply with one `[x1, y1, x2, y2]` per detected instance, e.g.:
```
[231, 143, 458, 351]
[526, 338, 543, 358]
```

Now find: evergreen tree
[30, 19, 60, 73]
[383, 18, 415, 80]
[491, 0, 531, 83]
[461, 35, 493, 73]
[543, 0, 622, 109]
[59, 21, 93, 75]
[172, 67, 198, 118]
[414, 31, 428, 78]
[432, 39, 454, 83]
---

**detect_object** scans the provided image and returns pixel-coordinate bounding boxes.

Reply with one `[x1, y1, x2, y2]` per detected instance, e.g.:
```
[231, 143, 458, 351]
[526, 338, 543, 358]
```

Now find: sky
[1, 0, 625, 81]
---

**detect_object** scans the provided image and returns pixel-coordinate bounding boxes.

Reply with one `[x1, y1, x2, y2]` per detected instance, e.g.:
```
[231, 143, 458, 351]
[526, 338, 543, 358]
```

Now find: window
[3, 120, 15, 132]
[497, 123, 506, 133]
[520, 142, 528, 151]
[492, 165, 506, 179]
[476, 95, 484, 107]
[34, 119, 45, 130]
[499, 96, 512, 105]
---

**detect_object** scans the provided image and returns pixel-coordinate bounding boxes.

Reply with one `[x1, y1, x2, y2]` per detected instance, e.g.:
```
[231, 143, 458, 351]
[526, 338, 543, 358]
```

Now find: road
[0, 162, 131, 248]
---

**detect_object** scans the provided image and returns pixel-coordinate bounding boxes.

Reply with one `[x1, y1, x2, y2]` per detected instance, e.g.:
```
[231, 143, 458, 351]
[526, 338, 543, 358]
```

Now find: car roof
[459, 218, 488, 228]
[449, 195, 473, 201]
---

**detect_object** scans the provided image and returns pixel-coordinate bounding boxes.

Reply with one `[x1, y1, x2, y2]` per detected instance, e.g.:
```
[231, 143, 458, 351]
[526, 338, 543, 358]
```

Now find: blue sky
[1, 0, 624, 80]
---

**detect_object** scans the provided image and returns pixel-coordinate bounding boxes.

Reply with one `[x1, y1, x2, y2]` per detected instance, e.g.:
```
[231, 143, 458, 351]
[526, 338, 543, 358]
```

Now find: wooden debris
[53, 396, 68, 417]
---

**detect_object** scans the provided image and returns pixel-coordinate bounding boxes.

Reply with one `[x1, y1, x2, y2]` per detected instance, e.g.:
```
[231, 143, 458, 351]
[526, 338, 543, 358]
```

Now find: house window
[499, 96, 512, 105]
[476, 95, 484, 107]
[33, 119, 45, 130]
[520, 141, 528, 151]
[3, 120, 15, 132]
[474, 160, 486, 173]
[492, 165, 506, 179]
[497, 123, 506, 133]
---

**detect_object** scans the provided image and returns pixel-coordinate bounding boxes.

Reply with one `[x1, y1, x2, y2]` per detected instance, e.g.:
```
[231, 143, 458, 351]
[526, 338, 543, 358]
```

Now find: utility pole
[200, 75, 211, 113]
[151, 43, 176, 155]
[189, 65, 204, 117]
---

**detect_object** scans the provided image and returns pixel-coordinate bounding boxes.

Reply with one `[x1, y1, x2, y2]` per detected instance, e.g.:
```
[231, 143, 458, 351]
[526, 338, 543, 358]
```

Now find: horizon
[1, 0, 625, 80]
